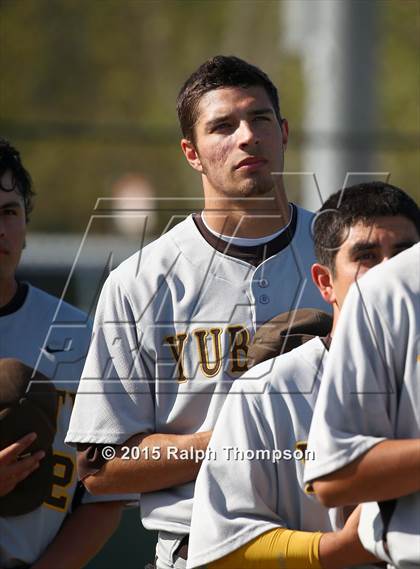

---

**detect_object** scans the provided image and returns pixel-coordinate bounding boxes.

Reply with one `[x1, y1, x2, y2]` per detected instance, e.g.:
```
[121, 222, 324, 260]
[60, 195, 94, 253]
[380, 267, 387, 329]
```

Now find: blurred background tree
[1, 2, 418, 567]
[1, 0, 417, 235]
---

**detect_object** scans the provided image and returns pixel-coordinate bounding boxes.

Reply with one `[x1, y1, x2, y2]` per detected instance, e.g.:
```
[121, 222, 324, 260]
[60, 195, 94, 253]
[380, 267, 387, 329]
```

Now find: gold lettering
[165, 333, 188, 383]
[194, 328, 222, 378]
[44, 452, 75, 511]
[228, 325, 250, 374]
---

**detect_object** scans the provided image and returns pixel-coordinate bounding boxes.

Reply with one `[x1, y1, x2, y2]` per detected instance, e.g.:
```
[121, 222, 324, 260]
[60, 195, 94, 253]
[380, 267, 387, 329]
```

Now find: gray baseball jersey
[304, 244, 420, 568]
[0, 285, 124, 568]
[187, 338, 344, 568]
[66, 207, 329, 537]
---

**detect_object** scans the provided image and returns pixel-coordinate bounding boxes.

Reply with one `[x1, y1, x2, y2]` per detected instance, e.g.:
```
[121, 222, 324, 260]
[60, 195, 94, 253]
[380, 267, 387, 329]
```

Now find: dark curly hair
[177, 55, 282, 143]
[0, 138, 34, 221]
[313, 181, 420, 273]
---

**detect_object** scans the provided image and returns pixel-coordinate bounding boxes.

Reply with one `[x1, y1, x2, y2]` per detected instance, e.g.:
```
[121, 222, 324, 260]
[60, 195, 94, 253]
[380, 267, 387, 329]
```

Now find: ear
[311, 263, 336, 305]
[180, 139, 203, 173]
[281, 119, 289, 150]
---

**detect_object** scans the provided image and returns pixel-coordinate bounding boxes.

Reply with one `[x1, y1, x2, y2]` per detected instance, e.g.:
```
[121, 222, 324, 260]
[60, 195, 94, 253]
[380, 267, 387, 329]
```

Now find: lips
[235, 156, 267, 170]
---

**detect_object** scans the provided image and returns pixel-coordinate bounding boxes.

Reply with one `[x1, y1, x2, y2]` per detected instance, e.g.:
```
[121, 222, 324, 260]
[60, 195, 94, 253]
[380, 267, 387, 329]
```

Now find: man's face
[181, 86, 288, 199]
[331, 215, 418, 308]
[0, 170, 26, 286]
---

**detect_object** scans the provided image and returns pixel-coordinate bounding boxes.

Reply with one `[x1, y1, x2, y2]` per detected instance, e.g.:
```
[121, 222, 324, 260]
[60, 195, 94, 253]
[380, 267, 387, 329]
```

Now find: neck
[330, 305, 340, 337]
[0, 277, 18, 308]
[203, 181, 290, 238]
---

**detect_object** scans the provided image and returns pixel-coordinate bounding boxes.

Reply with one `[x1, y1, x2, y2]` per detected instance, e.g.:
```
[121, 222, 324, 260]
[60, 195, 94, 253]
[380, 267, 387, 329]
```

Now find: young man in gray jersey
[66, 56, 330, 568]
[186, 182, 419, 568]
[0, 139, 125, 569]
[305, 246, 420, 567]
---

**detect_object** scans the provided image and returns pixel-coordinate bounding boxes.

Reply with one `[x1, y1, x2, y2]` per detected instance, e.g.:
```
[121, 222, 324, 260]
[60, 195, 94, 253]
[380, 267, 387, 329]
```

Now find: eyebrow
[205, 115, 231, 130]
[205, 108, 275, 130]
[0, 201, 22, 210]
[349, 239, 417, 256]
[248, 108, 275, 116]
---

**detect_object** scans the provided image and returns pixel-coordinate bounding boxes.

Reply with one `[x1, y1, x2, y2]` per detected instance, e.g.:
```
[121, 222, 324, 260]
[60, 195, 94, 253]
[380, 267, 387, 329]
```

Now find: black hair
[177, 55, 282, 143]
[0, 138, 34, 221]
[313, 181, 420, 272]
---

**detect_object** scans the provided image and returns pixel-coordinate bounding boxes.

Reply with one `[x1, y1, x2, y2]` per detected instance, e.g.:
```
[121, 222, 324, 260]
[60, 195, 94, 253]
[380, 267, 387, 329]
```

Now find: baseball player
[186, 182, 420, 568]
[304, 243, 420, 569]
[66, 55, 330, 569]
[0, 138, 126, 569]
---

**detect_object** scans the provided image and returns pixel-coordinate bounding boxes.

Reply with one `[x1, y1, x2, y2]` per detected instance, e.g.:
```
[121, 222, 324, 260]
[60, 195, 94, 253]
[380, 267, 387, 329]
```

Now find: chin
[214, 176, 275, 199]
[239, 180, 275, 197]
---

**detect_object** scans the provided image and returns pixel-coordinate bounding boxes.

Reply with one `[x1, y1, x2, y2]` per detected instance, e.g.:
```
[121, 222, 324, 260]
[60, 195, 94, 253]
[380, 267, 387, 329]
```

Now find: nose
[237, 120, 259, 148]
[380, 254, 392, 264]
[379, 245, 396, 263]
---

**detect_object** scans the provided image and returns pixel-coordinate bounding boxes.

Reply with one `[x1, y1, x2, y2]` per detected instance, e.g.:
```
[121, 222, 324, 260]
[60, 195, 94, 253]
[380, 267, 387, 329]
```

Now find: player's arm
[312, 438, 420, 507]
[304, 280, 414, 509]
[0, 433, 45, 497]
[67, 273, 212, 495]
[81, 430, 212, 495]
[30, 501, 123, 569]
[207, 506, 378, 569]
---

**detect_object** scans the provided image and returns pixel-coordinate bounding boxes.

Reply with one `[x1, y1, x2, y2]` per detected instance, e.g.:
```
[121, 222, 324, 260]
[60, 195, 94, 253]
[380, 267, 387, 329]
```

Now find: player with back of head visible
[186, 181, 420, 569]
[66, 55, 332, 569]
[304, 239, 420, 565]
[0, 138, 127, 569]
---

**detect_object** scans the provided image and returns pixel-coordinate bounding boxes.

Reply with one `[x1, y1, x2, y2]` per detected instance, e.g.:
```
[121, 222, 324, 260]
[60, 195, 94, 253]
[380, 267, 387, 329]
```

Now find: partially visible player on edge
[0, 138, 126, 569]
[66, 55, 330, 569]
[304, 249, 420, 565]
[186, 182, 420, 569]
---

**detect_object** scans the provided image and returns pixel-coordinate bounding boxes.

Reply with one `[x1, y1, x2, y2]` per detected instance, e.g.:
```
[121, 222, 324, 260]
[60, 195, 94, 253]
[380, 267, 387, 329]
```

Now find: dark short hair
[0, 138, 34, 221]
[177, 55, 282, 142]
[313, 181, 420, 272]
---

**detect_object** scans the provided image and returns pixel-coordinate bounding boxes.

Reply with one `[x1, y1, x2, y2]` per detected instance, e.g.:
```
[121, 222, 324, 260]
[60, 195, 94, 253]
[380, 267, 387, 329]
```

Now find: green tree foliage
[0, 0, 418, 233]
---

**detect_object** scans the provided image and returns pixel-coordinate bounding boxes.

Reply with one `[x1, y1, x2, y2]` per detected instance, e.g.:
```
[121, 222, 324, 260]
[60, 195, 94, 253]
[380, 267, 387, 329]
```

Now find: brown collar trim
[0, 282, 29, 316]
[321, 334, 332, 350]
[192, 204, 298, 266]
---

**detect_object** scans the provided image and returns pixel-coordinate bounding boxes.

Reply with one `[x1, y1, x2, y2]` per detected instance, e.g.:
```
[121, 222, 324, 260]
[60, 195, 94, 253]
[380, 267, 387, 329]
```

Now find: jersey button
[259, 294, 270, 304]
[259, 278, 269, 288]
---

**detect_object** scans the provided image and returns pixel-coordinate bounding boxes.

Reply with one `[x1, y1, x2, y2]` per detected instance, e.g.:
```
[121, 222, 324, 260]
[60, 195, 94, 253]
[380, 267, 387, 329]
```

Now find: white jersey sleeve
[303, 288, 392, 482]
[188, 339, 337, 569]
[66, 269, 156, 444]
[304, 244, 420, 568]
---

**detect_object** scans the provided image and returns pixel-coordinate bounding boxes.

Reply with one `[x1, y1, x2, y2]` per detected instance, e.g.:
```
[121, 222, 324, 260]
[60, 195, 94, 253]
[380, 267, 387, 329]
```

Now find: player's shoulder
[266, 336, 325, 393]
[294, 203, 316, 230]
[234, 337, 325, 396]
[22, 286, 92, 363]
[110, 215, 198, 277]
[290, 204, 317, 257]
[223, 339, 324, 437]
[294, 203, 315, 221]
[27, 285, 89, 323]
